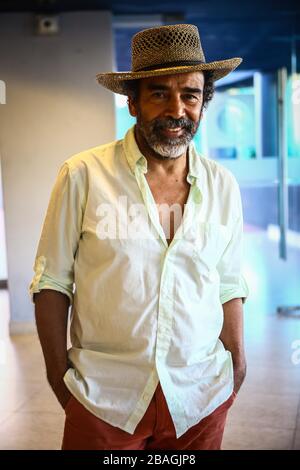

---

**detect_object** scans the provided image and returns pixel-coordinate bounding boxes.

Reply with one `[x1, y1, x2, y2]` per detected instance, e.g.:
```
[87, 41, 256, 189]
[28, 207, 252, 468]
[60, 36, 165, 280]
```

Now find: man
[30, 24, 248, 450]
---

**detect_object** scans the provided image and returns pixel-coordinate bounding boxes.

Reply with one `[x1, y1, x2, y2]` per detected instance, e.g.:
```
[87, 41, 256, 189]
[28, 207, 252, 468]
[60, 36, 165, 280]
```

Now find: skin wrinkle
[127, 72, 206, 163]
[124, 70, 215, 112]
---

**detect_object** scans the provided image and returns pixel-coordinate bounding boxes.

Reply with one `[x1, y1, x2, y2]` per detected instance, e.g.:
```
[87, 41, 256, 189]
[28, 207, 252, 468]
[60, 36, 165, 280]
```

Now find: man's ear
[127, 96, 138, 117]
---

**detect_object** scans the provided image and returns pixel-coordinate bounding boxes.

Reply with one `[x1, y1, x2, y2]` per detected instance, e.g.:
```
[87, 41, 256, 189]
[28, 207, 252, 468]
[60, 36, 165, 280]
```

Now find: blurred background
[0, 0, 299, 450]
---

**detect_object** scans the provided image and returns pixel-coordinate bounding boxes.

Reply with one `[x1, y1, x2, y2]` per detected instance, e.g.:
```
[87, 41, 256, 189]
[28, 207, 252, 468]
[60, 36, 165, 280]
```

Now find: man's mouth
[161, 127, 184, 137]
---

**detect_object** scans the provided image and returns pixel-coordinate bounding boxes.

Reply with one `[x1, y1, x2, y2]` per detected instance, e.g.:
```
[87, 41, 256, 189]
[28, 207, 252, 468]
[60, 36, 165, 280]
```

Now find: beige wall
[0, 11, 116, 333]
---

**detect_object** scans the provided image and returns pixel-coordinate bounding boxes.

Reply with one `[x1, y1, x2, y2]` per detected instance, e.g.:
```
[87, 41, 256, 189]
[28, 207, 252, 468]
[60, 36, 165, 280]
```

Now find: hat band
[135, 60, 205, 72]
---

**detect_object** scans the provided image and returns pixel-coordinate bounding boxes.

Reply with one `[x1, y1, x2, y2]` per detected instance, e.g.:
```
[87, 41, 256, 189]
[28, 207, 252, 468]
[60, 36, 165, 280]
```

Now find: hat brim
[96, 58, 242, 95]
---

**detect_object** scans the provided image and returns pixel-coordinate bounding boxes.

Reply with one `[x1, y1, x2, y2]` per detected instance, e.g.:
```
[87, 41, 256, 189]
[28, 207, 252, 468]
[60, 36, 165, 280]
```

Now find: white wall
[0, 161, 8, 280]
[0, 11, 116, 333]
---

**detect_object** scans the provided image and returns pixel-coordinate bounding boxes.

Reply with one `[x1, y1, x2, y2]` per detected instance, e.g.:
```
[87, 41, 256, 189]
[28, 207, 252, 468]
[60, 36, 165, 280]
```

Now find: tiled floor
[0, 298, 299, 449]
[0, 231, 300, 449]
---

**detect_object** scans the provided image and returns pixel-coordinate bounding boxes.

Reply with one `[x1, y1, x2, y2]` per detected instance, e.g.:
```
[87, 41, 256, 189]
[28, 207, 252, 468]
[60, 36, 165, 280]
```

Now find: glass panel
[287, 73, 300, 158]
[194, 72, 281, 160]
[194, 80, 256, 160]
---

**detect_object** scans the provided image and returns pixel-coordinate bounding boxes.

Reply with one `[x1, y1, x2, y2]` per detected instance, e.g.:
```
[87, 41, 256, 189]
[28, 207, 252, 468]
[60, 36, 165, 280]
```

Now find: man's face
[128, 71, 204, 160]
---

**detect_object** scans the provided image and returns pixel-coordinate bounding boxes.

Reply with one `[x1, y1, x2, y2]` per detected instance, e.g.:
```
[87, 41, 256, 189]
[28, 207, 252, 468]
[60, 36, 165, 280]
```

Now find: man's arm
[34, 289, 72, 409]
[219, 297, 246, 394]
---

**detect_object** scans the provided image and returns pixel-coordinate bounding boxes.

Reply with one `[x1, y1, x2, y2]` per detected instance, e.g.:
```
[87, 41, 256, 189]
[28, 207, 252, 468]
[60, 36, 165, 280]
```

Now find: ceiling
[1, 0, 300, 73]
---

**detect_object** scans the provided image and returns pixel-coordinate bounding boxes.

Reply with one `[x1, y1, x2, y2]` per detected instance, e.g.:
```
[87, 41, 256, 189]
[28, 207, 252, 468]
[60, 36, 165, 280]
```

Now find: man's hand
[219, 297, 246, 395]
[34, 290, 71, 410]
[233, 360, 247, 394]
[51, 376, 72, 410]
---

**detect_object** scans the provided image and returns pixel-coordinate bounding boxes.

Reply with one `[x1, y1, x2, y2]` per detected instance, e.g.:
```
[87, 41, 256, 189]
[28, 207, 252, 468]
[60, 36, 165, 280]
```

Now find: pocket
[222, 390, 237, 411]
[226, 390, 237, 408]
[211, 391, 236, 417]
[192, 222, 231, 271]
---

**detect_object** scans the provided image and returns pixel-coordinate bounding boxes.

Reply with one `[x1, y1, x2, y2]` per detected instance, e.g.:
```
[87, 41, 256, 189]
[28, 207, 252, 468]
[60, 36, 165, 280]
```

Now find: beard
[136, 113, 201, 160]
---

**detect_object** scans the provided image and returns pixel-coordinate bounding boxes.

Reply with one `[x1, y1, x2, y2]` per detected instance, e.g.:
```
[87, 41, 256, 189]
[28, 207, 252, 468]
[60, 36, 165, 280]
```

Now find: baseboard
[9, 321, 37, 335]
[0, 280, 8, 289]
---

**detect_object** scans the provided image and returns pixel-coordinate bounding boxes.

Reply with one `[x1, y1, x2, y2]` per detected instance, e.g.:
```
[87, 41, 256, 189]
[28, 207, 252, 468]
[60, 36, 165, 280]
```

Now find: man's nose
[164, 95, 185, 120]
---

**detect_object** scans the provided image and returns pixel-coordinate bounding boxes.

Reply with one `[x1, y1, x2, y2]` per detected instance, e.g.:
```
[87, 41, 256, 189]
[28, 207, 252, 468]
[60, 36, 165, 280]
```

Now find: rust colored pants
[62, 383, 236, 450]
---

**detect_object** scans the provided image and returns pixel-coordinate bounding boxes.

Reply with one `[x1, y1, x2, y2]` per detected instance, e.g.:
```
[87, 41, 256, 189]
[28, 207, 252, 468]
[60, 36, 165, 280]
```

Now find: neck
[134, 125, 188, 178]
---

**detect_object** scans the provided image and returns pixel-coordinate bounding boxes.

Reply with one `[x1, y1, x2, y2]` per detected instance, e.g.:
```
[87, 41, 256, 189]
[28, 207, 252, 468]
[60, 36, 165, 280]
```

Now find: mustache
[151, 117, 195, 133]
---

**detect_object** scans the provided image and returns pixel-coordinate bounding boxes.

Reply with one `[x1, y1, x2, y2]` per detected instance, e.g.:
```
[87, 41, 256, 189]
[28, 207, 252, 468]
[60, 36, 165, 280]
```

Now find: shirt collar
[123, 125, 148, 174]
[123, 125, 204, 188]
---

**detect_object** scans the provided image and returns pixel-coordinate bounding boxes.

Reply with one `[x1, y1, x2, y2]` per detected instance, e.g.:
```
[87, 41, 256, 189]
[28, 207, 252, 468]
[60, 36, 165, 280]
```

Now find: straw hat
[96, 24, 242, 95]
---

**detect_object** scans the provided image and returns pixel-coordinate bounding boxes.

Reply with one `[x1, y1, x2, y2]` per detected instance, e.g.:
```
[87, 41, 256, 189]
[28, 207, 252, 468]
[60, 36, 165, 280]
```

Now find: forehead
[140, 71, 205, 90]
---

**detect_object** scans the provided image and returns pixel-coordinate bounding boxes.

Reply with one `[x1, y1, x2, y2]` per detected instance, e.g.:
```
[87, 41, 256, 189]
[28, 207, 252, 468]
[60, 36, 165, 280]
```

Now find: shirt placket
[133, 162, 204, 434]
[134, 163, 168, 248]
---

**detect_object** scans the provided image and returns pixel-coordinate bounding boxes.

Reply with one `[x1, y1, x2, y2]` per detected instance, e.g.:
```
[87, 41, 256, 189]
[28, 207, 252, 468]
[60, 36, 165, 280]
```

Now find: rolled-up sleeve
[29, 163, 84, 304]
[217, 181, 249, 304]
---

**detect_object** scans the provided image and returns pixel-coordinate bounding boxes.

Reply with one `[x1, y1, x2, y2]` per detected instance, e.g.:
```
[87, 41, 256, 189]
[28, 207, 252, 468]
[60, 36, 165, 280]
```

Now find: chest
[145, 175, 191, 245]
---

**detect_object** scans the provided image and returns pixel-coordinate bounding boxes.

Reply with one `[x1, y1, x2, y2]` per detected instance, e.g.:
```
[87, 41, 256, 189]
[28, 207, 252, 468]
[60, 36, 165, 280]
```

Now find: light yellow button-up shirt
[30, 125, 248, 438]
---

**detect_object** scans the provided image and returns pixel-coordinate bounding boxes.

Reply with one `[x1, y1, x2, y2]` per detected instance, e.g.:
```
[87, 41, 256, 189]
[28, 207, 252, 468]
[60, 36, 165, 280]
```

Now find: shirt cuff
[220, 276, 249, 305]
[29, 255, 74, 304]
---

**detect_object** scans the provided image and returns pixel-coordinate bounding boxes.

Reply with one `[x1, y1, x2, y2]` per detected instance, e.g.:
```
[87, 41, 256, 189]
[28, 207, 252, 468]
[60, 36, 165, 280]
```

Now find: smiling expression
[128, 71, 205, 160]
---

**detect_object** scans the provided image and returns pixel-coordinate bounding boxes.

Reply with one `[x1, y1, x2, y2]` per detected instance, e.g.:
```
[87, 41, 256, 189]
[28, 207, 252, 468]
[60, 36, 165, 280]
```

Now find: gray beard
[138, 124, 195, 160]
[149, 141, 188, 159]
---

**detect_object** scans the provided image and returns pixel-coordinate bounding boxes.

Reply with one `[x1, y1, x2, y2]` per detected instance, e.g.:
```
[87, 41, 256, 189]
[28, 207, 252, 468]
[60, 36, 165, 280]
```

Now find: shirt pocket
[192, 222, 232, 272]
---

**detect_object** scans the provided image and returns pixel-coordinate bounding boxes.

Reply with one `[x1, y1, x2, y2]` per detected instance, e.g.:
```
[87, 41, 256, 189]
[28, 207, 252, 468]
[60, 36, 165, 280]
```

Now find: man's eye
[184, 94, 198, 101]
[152, 92, 165, 98]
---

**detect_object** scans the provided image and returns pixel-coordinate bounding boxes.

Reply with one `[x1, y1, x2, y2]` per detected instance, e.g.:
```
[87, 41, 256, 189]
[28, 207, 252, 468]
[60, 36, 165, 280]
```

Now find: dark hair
[202, 71, 215, 110]
[123, 70, 215, 110]
[123, 79, 140, 102]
